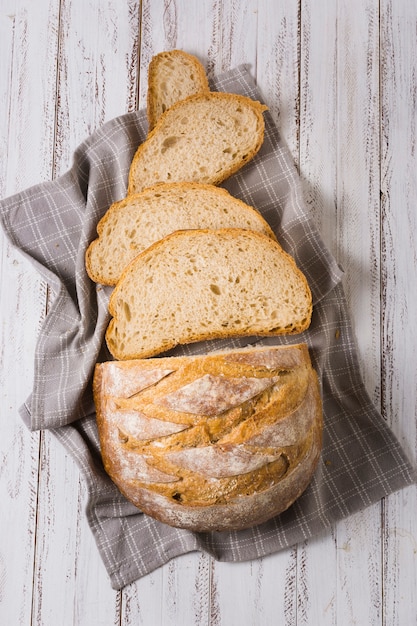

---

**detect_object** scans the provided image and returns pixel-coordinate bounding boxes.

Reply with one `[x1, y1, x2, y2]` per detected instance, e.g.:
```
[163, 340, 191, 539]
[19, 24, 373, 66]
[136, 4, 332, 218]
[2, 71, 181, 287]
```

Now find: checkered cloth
[1, 66, 414, 590]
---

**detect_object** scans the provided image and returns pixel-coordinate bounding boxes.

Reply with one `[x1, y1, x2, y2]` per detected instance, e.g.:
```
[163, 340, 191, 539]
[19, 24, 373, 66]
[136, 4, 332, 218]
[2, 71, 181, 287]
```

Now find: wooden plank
[190, 4, 286, 620]
[296, 1, 385, 623]
[330, 1, 384, 624]
[262, 1, 340, 622]
[298, 0, 338, 255]
[335, 0, 382, 385]
[208, 2, 300, 618]
[28, 1, 140, 623]
[295, 6, 340, 619]
[380, 1, 417, 623]
[0, 1, 58, 624]
[0, 0, 58, 192]
[256, 0, 300, 160]
[53, 0, 141, 178]
[126, 1, 225, 618]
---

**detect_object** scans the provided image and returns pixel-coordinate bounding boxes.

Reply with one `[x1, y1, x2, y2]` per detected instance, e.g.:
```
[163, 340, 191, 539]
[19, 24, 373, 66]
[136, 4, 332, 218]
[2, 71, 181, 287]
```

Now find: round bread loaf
[93, 344, 322, 531]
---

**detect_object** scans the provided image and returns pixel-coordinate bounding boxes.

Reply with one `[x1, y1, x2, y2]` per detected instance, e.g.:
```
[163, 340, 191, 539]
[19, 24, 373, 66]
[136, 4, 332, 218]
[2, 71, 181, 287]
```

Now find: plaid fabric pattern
[1, 66, 415, 590]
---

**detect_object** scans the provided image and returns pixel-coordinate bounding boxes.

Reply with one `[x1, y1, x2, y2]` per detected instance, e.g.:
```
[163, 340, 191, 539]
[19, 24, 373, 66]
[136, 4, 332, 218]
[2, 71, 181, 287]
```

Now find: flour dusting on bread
[94, 344, 322, 531]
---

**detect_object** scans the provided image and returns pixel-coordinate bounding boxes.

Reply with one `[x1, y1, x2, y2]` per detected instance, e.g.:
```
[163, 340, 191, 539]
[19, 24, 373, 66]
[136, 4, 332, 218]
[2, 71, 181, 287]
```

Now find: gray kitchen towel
[0, 66, 415, 590]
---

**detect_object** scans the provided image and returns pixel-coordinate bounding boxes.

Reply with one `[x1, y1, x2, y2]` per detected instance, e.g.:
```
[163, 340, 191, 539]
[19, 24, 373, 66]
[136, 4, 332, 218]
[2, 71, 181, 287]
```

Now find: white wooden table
[1, 1, 416, 624]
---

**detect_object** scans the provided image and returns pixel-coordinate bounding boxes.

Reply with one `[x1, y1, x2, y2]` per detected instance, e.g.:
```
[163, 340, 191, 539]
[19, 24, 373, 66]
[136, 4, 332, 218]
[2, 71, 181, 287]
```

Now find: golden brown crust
[111, 412, 322, 531]
[94, 344, 323, 531]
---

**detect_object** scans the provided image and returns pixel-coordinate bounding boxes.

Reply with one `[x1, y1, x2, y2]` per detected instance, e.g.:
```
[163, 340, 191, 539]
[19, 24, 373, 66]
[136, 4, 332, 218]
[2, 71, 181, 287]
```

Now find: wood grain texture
[257, 0, 300, 162]
[298, 0, 338, 254]
[335, 0, 382, 392]
[0, 2, 56, 624]
[53, 0, 141, 178]
[0, 1, 59, 192]
[0, 0, 416, 624]
[27, 2, 140, 624]
[329, 3, 385, 625]
[380, 1, 417, 624]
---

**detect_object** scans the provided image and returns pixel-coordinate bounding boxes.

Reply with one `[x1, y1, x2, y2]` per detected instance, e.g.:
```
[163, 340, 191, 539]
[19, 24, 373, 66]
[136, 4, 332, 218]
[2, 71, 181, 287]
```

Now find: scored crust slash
[94, 344, 323, 532]
[86, 50, 321, 531]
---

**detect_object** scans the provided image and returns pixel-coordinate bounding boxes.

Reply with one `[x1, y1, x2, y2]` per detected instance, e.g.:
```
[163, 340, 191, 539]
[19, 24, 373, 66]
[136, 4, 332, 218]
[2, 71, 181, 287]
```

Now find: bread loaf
[105, 228, 312, 360]
[147, 50, 209, 130]
[85, 182, 276, 286]
[127, 92, 267, 195]
[93, 343, 322, 531]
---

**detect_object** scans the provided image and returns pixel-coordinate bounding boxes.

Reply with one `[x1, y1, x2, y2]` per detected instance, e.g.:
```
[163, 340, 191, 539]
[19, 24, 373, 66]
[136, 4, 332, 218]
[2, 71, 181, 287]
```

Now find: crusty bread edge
[127, 92, 268, 195]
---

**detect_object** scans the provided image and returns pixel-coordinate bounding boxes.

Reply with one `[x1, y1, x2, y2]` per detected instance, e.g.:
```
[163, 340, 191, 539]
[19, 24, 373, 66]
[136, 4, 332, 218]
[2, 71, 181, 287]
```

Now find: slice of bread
[147, 50, 209, 131]
[105, 228, 312, 360]
[127, 92, 267, 195]
[85, 182, 276, 286]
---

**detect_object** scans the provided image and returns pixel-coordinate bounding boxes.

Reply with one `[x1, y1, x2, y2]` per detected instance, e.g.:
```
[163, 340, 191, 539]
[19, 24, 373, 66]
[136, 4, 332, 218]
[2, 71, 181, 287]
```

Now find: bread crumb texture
[128, 92, 268, 194]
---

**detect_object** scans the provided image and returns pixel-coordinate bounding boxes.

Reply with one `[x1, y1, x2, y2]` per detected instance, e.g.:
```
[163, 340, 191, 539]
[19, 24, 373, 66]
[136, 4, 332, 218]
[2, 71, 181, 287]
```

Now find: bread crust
[127, 92, 268, 195]
[94, 344, 322, 531]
